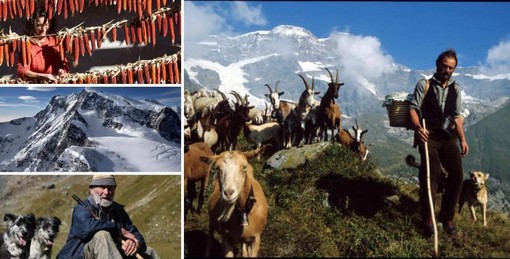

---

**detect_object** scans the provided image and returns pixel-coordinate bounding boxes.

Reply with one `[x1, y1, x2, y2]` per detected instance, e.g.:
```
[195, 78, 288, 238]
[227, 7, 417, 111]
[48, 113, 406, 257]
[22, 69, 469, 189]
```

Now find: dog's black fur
[0, 213, 36, 259]
[29, 216, 61, 259]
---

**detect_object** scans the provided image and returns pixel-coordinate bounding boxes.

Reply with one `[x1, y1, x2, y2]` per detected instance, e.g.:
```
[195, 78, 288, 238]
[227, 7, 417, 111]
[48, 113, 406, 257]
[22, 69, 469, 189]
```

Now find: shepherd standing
[408, 49, 469, 237]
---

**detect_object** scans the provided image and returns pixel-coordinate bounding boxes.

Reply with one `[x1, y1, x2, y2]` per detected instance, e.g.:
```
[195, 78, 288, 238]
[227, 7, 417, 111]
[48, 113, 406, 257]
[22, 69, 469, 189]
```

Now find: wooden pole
[423, 118, 438, 257]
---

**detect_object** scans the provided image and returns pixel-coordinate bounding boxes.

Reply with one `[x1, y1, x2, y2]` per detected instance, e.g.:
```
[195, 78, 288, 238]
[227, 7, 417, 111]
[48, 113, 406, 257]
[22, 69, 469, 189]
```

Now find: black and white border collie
[0, 213, 36, 259]
[29, 216, 61, 259]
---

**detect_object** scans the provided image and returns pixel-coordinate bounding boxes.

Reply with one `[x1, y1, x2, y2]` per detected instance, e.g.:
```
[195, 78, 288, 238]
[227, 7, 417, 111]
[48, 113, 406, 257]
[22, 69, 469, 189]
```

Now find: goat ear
[264, 94, 270, 98]
[243, 145, 266, 160]
[485, 174, 490, 180]
[315, 91, 321, 95]
[362, 129, 368, 134]
[278, 91, 284, 96]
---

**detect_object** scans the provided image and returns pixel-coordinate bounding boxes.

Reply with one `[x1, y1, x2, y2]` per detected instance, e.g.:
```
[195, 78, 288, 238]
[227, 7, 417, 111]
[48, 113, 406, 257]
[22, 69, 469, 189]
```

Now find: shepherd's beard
[92, 193, 114, 207]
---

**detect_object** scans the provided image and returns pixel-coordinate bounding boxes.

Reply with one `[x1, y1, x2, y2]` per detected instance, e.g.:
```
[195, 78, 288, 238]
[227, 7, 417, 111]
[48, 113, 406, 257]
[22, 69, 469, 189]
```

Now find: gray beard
[92, 193, 114, 207]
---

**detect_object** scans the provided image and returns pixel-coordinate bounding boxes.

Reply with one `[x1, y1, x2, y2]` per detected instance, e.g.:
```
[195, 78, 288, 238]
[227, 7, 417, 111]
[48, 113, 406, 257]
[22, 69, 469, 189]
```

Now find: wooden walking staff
[423, 119, 438, 257]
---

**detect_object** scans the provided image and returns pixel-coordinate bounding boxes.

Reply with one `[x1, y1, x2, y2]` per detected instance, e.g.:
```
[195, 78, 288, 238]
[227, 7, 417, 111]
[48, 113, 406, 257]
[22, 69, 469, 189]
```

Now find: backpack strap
[424, 79, 430, 98]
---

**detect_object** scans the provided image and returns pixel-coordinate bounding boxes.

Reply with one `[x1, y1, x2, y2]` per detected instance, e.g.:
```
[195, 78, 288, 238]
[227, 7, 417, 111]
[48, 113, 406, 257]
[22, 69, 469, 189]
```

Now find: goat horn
[336, 69, 339, 84]
[231, 91, 245, 105]
[355, 119, 359, 129]
[215, 89, 227, 101]
[297, 74, 310, 90]
[325, 67, 334, 84]
[275, 81, 280, 92]
[230, 91, 241, 105]
[265, 84, 273, 93]
[361, 129, 368, 138]
[312, 76, 315, 90]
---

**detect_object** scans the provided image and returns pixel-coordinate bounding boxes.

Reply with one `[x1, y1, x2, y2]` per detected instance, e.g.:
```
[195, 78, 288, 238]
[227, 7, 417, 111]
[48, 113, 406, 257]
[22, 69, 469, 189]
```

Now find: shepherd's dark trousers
[418, 133, 464, 222]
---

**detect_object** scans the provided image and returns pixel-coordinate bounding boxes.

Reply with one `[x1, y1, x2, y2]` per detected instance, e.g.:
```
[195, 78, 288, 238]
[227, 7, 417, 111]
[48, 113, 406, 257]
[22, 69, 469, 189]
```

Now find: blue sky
[185, 1, 510, 71]
[0, 87, 181, 122]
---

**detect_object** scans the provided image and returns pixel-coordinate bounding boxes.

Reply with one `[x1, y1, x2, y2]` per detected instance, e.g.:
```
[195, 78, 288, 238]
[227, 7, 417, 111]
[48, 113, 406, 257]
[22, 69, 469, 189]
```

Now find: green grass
[185, 135, 510, 257]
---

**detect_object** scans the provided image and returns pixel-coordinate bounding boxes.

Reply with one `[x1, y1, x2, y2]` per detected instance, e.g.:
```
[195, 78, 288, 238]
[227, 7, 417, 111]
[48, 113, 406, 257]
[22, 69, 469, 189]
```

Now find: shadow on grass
[184, 229, 222, 258]
[316, 172, 402, 217]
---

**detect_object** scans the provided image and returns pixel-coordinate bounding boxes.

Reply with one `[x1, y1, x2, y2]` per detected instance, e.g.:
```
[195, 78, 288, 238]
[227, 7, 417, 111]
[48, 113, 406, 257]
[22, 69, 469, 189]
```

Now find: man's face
[90, 186, 116, 207]
[437, 57, 456, 82]
[35, 16, 49, 36]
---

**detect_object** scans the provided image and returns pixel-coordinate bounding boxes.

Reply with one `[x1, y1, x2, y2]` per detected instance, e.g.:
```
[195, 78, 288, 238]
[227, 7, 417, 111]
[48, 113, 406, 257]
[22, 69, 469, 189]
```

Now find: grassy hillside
[185, 141, 510, 257]
[464, 101, 510, 195]
[0, 175, 181, 259]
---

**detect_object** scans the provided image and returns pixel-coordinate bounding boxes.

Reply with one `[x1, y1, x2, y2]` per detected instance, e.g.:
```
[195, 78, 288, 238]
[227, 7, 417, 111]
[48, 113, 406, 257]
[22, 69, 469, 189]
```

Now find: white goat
[243, 121, 282, 159]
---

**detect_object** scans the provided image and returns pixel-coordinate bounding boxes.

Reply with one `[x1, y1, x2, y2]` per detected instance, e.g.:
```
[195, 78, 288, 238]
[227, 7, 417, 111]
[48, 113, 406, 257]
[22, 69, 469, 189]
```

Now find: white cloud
[19, 96, 39, 103]
[184, 2, 233, 58]
[480, 39, 510, 76]
[329, 31, 394, 82]
[185, 2, 231, 40]
[231, 2, 267, 26]
[27, 87, 56, 91]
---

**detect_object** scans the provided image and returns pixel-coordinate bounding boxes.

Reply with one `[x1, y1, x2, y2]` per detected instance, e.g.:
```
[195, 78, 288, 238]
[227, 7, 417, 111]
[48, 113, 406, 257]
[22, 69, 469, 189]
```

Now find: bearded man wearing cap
[57, 175, 160, 259]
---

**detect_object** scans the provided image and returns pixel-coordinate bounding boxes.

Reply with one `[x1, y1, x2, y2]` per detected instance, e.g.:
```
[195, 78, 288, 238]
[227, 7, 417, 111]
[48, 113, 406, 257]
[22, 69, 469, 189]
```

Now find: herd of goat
[184, 68, 370, 257]
[184, 67, 369, 160]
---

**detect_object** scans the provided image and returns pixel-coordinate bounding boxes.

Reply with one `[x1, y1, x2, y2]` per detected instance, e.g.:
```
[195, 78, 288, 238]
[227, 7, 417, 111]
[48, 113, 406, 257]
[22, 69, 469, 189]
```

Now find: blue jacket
[56, 196, 147, 259]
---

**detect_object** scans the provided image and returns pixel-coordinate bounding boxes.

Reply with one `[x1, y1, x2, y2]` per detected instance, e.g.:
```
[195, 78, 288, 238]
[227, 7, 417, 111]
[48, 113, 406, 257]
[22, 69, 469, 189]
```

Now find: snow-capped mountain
[0, 89, 181, 172]
[185, 25, 510, 128]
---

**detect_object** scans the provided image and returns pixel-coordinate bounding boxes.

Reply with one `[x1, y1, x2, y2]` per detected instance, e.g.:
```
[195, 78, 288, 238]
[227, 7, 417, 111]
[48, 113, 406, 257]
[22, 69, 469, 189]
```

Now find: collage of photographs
[2, 1, 510, 258]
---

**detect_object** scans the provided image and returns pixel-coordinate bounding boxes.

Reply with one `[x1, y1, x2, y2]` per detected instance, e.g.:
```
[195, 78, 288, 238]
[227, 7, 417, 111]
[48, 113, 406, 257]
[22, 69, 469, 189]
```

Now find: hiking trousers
[418, 132, 464, 222]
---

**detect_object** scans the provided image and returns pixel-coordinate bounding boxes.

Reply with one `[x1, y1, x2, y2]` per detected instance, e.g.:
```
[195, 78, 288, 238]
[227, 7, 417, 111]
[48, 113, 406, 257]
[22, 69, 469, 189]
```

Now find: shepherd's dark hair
[435, 49, 458, 68]
[24, 6, 57, 36]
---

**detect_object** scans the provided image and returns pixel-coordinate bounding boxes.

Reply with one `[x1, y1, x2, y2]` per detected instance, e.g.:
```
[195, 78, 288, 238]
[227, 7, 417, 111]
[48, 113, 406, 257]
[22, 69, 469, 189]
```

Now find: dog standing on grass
[0, 213, 36, 259]
[29, 216, 61, 259]
[458, 171, 490, 227]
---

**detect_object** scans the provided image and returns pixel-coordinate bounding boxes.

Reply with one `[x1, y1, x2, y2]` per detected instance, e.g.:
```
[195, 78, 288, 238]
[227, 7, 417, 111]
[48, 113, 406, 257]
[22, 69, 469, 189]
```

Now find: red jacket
[17, 36, 70, 78]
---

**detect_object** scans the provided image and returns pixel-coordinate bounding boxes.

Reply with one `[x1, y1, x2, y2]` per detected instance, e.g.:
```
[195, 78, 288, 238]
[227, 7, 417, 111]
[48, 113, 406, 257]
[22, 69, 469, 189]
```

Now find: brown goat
[317, 68, 344, 141]
[184, 142, 214, 219]
[201, 147, 268, 257]
[335, 128, 369, 161]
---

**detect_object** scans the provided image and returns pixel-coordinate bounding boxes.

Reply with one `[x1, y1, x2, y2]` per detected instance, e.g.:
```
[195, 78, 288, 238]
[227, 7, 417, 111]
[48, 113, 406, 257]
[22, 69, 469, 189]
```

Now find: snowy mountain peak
[271, 25, 315, 38]
[0, 90, 181, 172]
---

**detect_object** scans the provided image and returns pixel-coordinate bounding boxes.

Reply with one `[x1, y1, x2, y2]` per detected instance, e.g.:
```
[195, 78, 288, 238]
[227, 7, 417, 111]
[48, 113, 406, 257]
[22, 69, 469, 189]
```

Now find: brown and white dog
[458, 171, 490, 226]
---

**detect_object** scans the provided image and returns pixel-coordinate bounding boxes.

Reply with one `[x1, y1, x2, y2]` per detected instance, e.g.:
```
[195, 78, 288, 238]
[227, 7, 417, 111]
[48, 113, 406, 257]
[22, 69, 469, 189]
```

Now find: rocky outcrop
[265, 142, 331, 171]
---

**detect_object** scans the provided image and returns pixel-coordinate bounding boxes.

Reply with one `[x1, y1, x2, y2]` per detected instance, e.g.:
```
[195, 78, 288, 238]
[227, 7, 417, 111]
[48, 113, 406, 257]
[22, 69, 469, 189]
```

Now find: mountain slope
[185, 143, 510, 257]
[185, 25, 510, 119]
[464, 100, 510, 213]
[0, 89, 181, 172]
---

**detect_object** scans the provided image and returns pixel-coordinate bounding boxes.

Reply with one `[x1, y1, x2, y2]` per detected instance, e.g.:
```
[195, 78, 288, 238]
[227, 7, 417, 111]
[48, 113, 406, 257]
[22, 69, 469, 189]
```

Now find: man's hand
[121, 239, 138, 256]
[121, 228, 140, 256]
[460, 139, 469, 157]
[43, 73, 58, 83]
[416, 126, 429, 143]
